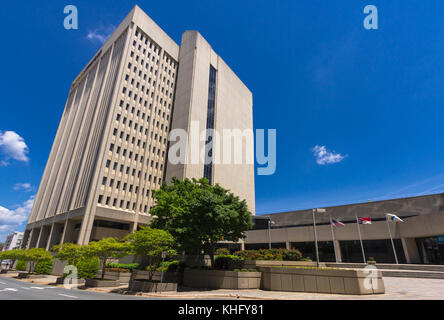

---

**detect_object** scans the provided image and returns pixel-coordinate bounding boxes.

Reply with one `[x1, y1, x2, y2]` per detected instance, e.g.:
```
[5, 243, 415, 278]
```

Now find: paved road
[0, 276, 152, 300]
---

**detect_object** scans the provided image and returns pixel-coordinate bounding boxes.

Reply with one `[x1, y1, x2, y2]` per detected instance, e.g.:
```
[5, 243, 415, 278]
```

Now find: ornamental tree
[52, 243, 83, 266]
[83, 238, 131, 280]
[124, 227, 176, 280]
[21, 248, 53, 273]
[150, 177, 253, 267]
[0, 249, 25, 269]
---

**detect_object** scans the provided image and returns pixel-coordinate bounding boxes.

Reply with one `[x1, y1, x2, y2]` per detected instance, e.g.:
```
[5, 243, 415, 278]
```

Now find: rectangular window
[203, 65, 217, 184]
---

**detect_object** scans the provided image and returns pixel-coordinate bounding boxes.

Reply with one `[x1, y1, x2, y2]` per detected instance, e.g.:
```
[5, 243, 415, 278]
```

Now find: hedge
[15, 260, 27, 271]
[34, 259, 53, 275]
[105, 262, 140, 272]
[234, 249, 305, 261]
[214, 255, 244, 270]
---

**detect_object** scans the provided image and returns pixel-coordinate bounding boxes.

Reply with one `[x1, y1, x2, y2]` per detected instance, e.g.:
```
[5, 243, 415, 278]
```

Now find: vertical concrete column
[334, 239, 342, 263]
[36, 226, 52, 249]
[401, 237, 420, 264]
[240, 240, 245, 251]
[28, 228, 41, 249]
[60, 220, 76, 244]
[22, 230, 31, 249]
[131, 222, 138, 233]
[35, 228, 44, 248]
[285, 241, 291, 250]
[45, 223, 56, 251]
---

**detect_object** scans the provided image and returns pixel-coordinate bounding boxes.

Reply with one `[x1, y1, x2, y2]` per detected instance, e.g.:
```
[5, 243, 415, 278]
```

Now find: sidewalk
[3, 272, 444, 299]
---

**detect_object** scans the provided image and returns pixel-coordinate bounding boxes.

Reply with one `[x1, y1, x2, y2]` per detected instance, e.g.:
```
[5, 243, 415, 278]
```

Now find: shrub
[34, 258, 53, 275]
[15, 260, 27, 271]
[105, 262, 140, 271]
[233, 268, 258, 272]
[282, 249, 302, 261]
[76, 257, 100, 280]
[215, 248, 230, 255]
[234, 249, 306, 261]
[214, 255, 244, 270]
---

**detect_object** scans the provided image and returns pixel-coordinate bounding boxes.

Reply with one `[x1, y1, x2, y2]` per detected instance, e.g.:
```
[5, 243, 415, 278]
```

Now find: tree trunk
[209, 245, 215, 269]
[101, 258, 106, 280]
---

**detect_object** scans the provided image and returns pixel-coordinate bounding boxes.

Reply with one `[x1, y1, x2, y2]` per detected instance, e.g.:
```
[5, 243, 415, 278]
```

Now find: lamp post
[313, 208, 326, 267]
[267, 218, 275, 249]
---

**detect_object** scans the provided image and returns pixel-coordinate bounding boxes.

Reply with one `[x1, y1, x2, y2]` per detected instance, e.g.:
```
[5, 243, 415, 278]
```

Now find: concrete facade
[165, 31, 255, 213]
[23, 5, 255, 248]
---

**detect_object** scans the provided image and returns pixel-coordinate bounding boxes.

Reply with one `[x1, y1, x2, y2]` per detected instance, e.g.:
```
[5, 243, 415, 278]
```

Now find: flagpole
[386, 215, 399, 264]
[312, 209, 320, 267]
[329, 213, 338, 263]
[355, 215, 366, 264]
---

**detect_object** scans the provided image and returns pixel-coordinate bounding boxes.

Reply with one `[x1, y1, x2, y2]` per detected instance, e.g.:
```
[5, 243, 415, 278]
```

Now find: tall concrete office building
[23, 5, 254, 249]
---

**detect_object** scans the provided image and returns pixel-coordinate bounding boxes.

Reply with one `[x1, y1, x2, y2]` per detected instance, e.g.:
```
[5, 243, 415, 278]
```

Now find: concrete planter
[131, 269, 181, 283]
[259, 267, 385, 295]
[97, 270, 132, 283]
[17, 273, 46, 279]
[129, 279, 177, 292]
[244, 260, 318, 268]
[85, 279, 120, 287]
[184, 269, 262, 289]
[55, 276, 86, 286]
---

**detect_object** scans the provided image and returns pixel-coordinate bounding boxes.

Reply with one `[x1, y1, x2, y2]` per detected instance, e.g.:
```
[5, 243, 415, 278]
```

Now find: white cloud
[86, 25, 115, 45]
[0, 196, 34, 240]
[312, 145, 346, 165]
[13, 183, 33, 192]
[0, 131, 29, 165]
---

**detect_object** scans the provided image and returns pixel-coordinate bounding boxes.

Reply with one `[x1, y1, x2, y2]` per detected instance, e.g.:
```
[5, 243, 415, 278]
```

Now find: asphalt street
[0, 275, 152, 300]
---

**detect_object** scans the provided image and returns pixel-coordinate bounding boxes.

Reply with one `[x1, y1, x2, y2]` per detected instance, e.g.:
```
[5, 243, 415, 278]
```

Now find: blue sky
[1, 1, 444, 241]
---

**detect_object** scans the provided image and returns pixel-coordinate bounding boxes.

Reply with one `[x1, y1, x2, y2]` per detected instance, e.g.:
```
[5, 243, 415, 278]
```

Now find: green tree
[150, 177, 253, 267]
[125, 227, 176, 280]
[21, 248, 53, 273]
[83, 238, 131, 280]
[52, 243, 83, 265]
[0, 249, 25, 269]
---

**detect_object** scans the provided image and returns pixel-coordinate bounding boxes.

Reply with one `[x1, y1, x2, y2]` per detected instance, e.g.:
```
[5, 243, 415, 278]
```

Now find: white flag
[386, 213, 403, 222]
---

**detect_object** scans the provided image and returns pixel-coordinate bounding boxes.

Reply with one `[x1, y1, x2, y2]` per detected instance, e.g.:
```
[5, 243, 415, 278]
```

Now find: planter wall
[129, 280, 177, 292]
[85, 279, 120, 287]
[17, 273, 46, 279]
[183, 269, 261, 289]
[244, 260, 318, 268]
[131, 269, 181, 283]
[259, 267, 385, 295]
[97, 270, 132, 283]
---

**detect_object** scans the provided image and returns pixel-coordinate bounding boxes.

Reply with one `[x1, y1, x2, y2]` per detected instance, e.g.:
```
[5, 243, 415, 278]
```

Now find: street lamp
[267, 217, 275, 249]
[313, 208, 326, 267]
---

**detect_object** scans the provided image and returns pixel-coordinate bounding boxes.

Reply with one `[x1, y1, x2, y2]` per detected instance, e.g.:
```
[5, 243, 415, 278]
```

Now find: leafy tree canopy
[150, 177, 253, 266]
[124, 226, 176, 279]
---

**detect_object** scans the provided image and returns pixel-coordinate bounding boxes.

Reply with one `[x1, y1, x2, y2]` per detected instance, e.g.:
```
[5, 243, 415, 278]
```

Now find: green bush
[214, 255, 244, 270]
[105, 262, 140, 271]
[215, 248, 230, 255]
[15, 260, 27, 271]
[234, 249, 306, 261]
[34, 258, 53, 275]
[76, 257, 100, 279]
[153, 260, 186, 273]
[232, 268, 258, 272]
[282, 249, 302, 261]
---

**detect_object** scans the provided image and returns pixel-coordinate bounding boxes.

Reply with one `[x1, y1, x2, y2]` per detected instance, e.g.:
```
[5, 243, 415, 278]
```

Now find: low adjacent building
[245, 193, 444, 265]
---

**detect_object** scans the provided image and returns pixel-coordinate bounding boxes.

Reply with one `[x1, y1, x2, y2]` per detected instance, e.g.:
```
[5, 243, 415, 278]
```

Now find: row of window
[98, 194, 153, 213]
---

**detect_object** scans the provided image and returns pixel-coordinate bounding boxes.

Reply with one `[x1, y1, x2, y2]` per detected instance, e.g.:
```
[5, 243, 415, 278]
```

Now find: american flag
[358, 217, 372, 224]
[331, 219, 345, 227]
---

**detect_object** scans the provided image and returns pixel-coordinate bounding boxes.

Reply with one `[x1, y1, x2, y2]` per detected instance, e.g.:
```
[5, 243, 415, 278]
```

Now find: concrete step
[326, 263, 444, 273]
[380, 269, 444, 279]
